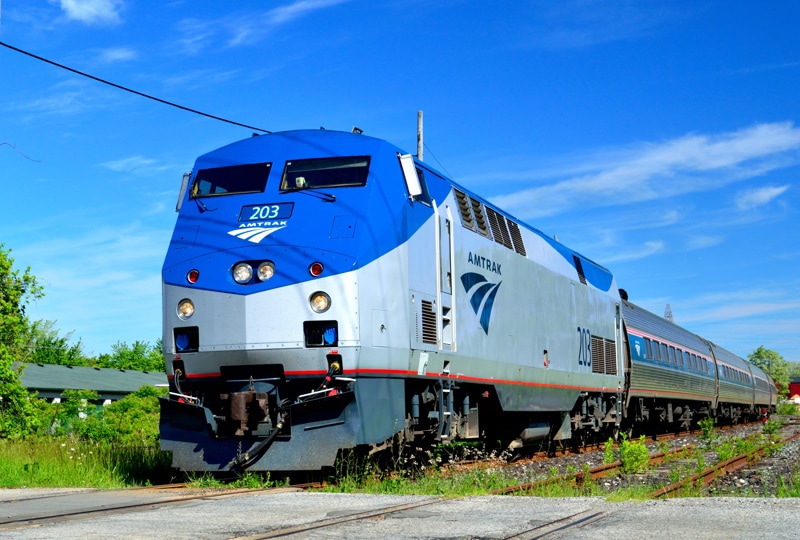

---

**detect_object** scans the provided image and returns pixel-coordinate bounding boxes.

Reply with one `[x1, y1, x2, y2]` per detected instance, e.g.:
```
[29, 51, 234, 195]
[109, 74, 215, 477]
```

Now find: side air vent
[454, 189, 476, 231]
[421, 299, 437, 345]
[604, 338, 617, 375]
[451, 188, 526, 255]
[573, 255, 587, 285]
[507, 221, 527, 256]
[470, 197, 491, 237]
[591, 335, 617, 375]
[485, 207, 513, 249]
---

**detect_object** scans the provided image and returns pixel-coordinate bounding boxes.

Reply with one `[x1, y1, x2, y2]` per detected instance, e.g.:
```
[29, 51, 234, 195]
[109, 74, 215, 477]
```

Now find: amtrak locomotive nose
[160, 130, 442, 470]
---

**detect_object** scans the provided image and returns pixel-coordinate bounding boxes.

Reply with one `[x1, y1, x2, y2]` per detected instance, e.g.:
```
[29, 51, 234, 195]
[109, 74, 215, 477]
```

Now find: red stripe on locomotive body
[169, 368, 613, 394]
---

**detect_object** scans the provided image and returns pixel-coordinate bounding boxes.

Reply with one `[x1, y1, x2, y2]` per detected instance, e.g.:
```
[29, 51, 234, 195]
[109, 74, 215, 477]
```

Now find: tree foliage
[1, 244, 166, 443]
[0, 244, 44, 438]
[25, 320, 90, 366]
[748, 346, 790, 394]
[95, 340, 164, 372]
[40, 385, 166, 446]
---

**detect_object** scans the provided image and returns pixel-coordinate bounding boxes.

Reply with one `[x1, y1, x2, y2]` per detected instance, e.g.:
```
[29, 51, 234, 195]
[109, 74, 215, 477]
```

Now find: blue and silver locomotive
[160, 129, 776, 472]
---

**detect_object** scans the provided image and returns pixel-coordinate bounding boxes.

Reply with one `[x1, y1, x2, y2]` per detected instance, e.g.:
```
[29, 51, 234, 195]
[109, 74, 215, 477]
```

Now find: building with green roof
[13, 362, 167, 404]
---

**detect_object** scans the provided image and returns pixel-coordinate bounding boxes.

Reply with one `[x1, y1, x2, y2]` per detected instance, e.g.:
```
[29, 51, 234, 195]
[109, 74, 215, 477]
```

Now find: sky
[1, 1, 798, 364]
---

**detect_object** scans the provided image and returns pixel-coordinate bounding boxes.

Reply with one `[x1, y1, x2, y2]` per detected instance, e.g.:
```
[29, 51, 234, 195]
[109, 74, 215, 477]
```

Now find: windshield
[190, 162, 271, 198]
[280, 156, 370, 191]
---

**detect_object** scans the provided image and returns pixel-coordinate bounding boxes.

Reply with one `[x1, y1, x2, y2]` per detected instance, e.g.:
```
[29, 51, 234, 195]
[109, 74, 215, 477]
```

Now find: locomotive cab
[160, 130, 441, 471]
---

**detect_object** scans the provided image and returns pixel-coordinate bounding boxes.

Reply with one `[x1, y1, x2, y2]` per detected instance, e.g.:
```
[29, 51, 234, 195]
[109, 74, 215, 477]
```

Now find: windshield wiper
[282, 188, 336, 202]
[193, 197, 216, 213]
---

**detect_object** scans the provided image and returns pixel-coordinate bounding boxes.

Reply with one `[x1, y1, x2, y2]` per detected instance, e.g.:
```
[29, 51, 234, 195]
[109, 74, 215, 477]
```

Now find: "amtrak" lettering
[239, 221, 287, 228]
[467, 252, 501, 275]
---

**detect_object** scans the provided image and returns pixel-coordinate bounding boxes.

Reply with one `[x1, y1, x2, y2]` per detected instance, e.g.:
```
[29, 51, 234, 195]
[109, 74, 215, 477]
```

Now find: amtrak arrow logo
[227, 225, 286, 244]
[461, 272, 502, 334]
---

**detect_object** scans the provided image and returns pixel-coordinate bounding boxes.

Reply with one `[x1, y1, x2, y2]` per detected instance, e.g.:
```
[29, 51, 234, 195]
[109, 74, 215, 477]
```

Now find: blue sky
[1, 1, 798, 363]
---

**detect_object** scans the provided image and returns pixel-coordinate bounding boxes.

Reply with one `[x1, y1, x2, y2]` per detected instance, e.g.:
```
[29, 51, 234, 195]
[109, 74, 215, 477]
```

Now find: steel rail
[231, 497, 449, 539]
[0, 484, 320, 532]
[646, 431, 800, 499]
[490, 446, 692, 495]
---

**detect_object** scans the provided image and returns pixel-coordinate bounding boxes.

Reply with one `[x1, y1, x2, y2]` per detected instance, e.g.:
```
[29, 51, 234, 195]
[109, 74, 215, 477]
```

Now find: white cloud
[18, 86, 90, 116]
[229, 0, 350, 46]
[525, 1, 693, 50]
[100, 155, 173, 176]
[603, 240, 664, 263]
[17, 222, 170, 355]
[174, 18, 215, 56]
[163, 69, 243, 90]
[695, 301, 800, 322]
[58, 0, 123, 25]
[97, 47, 137, 64]
[490, 122, 800, 220]
[666, 286, 800, 324]
[684, 235, 722, 251]
[734, 185, 790, 210]
[174, 0, 350, 54]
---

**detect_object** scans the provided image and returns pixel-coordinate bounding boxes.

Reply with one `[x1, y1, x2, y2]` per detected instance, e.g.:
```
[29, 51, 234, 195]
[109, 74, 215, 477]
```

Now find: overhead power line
[0, 40, 271, 133]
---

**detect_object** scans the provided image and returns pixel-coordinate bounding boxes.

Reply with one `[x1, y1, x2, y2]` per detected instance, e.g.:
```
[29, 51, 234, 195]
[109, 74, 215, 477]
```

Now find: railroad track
[0, 483, 319, 532]
[488, 423, 800, 499]
[2, 421, 795, 537]
[647, 430, 800, 499]
[489, 446, 692, 495]
[0, 484, 619, 539]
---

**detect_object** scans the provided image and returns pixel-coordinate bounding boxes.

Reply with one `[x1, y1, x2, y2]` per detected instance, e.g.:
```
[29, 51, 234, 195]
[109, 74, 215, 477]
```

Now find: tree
[748, 346, 789, 395]
[95, 340, 165, 372]
[0, 244, 43, 438]
[787, 361, 800, 380]
[25, 320, 90, 366]
[70, 386, 166, 446]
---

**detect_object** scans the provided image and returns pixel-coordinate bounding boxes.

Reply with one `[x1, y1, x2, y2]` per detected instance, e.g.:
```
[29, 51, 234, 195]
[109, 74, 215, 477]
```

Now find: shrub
[602, 438, 615, 464]
[618, 435, 649, 474]
[697, 417, 717, 448]
[38, 385, 166, 446]
[777, 401, 798, 416]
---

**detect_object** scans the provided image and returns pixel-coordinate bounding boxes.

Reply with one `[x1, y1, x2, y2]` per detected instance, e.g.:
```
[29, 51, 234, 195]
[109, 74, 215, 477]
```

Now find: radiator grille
[591, 335, 617, 375]
[421, 299, 437, 345]
[451, 188, 526, 255]
[507, 220, 527, 256]
[486, 207, 513, 249]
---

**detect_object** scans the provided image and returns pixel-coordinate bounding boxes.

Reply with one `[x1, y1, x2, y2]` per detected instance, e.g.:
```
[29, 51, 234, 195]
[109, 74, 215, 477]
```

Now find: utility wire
[423, 142, 453, 179]
[0, 40, 271, 133]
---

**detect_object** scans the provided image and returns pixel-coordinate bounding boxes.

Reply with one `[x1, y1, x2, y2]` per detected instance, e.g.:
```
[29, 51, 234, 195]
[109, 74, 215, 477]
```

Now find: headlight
[177, 299, 195, 320]
[233, 263, 253, 284]
[257, 261, 275, 281]
[309, 292, 331, 313]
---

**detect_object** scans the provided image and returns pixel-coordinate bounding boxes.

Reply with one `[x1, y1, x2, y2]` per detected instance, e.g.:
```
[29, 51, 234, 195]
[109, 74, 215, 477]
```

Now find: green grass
[776, 469, 800, 497]
[185, 471, 284, 489]
[0, 436, 174, 488]
[777, 401, 798, 415]
[322, 462, 519, 496]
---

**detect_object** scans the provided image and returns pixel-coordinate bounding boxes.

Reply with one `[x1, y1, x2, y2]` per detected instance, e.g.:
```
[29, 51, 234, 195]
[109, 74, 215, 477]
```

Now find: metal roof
[12, 362, 168, 401]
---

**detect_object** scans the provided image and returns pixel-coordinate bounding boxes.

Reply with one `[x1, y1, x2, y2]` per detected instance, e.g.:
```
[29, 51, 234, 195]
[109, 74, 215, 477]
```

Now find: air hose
[228, 408, 288, 471]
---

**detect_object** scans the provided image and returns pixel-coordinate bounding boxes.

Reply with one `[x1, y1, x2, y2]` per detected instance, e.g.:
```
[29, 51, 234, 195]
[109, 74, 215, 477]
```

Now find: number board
[238, 203, 294, 222]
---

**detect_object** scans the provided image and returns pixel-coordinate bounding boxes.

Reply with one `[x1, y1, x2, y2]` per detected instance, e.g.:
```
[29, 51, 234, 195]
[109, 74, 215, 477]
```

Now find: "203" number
[577, 327, 592, 367]
[248, 205, 281, 220]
